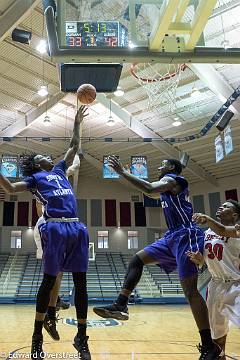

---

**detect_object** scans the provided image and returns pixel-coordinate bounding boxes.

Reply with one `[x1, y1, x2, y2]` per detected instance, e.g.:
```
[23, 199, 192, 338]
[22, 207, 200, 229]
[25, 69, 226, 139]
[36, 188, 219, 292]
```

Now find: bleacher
[0, 252, 186, 303]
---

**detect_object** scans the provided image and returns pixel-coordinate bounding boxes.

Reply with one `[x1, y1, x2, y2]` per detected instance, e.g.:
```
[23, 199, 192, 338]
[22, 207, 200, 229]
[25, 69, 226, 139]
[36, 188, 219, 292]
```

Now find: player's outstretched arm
[66, 153, 81, 177]
[193, 213, 238, 237]
[0, 174, 27, 193]
[107, 155, 176, 197]
[64, 106, 88, 167]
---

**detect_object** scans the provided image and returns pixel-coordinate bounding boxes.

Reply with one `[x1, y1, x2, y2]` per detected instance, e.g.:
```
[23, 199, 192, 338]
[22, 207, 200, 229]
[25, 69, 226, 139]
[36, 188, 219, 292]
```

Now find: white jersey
[204, 228, 240, 281]
[34, 216, 45, 259]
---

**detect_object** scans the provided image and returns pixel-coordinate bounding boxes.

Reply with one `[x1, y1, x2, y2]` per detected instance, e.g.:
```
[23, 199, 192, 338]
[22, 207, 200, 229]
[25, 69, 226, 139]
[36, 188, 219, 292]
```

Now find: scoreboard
[66, 21, 128, 48]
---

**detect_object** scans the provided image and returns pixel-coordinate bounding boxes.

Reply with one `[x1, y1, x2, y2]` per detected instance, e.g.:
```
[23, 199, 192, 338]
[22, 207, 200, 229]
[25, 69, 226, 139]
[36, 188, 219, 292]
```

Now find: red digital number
[69, 36, 75, 47]
[205, 242, 223, 261]
[105, 37, 118, 47]
[75, 36, 82, 47]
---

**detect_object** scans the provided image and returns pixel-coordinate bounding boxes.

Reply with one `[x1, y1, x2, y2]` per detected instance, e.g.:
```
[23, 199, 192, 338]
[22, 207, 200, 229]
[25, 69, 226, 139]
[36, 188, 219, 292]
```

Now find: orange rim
[130, 63, 187, 83]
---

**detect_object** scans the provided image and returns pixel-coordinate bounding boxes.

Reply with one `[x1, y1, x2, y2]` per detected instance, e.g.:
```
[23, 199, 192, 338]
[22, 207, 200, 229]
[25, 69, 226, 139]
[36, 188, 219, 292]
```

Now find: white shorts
[207, 278, 240, 339]
[34, 217, 45, 259]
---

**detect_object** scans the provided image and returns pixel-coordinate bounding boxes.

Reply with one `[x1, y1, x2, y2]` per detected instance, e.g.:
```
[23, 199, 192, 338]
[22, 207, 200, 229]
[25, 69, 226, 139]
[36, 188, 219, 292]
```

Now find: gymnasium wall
[0, 172, 239, 255]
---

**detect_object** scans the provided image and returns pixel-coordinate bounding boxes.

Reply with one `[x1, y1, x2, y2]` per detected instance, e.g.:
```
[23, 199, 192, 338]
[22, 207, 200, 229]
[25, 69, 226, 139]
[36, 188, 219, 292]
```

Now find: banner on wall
[215, 135, 224, 163]
[131, 156, 148, 179]
[224, 125, 233, 155]
[103, 156, 120, 179]
[0, 155, 18, 178]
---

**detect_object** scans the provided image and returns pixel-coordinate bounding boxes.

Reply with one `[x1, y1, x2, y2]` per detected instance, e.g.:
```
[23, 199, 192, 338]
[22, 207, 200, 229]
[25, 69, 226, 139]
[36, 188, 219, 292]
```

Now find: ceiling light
[43, 115, 51, 126]
[36, 39, 48, 54]
[128, 41, 136, 48]
[106, 116, 115, 126]
[172, 120, 182, 127]
[38, 85, 48, 97]
[191, 88, 201, 98]
[114, 86, 124, 97]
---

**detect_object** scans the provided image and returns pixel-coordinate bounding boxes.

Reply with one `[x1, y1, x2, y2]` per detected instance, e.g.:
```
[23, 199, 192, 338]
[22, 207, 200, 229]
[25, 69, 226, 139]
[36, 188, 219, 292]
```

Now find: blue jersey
[24, 160, 77, 219]
[160, 173, 193, 230]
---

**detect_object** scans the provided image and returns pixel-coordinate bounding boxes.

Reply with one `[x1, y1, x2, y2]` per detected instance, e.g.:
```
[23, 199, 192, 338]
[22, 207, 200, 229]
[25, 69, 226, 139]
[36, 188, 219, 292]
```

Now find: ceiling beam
[0, 0, 40, 43]
[0, 92, 65, 145]
[96, 94, 218, 186]
[189, 64, 240, 113]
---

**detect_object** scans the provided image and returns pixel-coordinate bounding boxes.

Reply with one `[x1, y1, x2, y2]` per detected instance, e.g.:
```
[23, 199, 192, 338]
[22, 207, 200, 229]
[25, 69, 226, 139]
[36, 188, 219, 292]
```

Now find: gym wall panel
[120, 202, 131, 226]
[105, 199, 117, 227]
[192, 194, 205, 213]
[3, 202, 15, 226]
[225, 189, 238, 201]
[17, 202, 29, 226]
[208, 192, 221, 219]
[134, 202, 146, 227]
[91, 199, 102, 226]
[77, 199, 88, 225]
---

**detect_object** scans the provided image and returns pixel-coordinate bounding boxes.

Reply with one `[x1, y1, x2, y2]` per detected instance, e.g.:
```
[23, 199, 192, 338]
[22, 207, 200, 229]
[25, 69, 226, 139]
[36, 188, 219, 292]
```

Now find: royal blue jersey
[160, 173, 193, 230]
[24, 160, 77, 219]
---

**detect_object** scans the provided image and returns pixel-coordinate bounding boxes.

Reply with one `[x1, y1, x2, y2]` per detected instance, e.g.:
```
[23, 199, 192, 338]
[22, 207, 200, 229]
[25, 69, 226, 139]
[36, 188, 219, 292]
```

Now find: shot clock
[66, 21, 128, 48]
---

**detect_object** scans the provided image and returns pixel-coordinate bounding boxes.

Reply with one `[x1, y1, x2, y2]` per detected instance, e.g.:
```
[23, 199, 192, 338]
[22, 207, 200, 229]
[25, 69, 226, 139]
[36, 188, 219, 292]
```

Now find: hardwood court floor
[0, 304, 239, 359]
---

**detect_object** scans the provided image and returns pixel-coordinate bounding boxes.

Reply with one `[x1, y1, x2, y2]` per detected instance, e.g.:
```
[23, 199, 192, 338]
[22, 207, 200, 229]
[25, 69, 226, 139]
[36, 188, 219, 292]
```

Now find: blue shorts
[39, 221, 89, 276]
[144, 226, 204, 280]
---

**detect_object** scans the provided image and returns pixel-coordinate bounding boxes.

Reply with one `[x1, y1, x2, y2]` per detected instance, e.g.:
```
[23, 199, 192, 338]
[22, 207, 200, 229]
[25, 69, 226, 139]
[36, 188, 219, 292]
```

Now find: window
[97, 230, 109, 249]
[128, 231, 138, 249]
[154, 232, 160, 240]
[11, 230, 22, 249]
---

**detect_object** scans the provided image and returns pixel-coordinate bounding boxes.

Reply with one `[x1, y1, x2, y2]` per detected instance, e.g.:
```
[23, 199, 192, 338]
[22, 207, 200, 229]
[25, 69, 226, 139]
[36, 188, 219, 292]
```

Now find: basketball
[77, 83, 96, 104]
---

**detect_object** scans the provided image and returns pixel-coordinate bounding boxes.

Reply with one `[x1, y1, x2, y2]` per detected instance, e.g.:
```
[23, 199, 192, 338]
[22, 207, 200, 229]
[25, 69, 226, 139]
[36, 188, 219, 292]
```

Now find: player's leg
[43, 272, 63, 341]
[214, 336, 226, 360]
[31, 273, 57, 359]
[93, 237, 173, 320]
[72, 272, 91, 360]
[177, 228, 224, 359]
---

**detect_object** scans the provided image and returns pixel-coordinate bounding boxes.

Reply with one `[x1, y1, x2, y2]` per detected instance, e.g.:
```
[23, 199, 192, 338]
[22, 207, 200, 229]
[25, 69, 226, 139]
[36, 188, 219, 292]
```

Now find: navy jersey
[24, 160, 77, 219]
[160, 173, 193, 230]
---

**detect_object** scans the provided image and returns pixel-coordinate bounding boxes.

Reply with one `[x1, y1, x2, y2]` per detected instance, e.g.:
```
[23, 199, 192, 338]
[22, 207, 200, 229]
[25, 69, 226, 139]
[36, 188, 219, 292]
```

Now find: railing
[160, 283, 183, 296]
[0, 250, 19, 295]
[140, 268, 155, 297]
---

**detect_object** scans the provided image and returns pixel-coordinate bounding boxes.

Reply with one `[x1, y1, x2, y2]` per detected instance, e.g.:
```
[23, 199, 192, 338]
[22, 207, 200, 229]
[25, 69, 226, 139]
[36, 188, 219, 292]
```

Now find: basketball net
[131, 63, 187, 114]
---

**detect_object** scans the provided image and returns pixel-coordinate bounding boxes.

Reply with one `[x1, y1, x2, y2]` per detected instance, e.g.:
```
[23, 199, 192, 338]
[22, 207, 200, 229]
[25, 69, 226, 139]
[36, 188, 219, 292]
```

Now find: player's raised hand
[108, 155, 124, 174]
[186, 251, 204, 265]
[192, 213, 209, 224]
[235, 223, 240, 237]
[75, 105, 89, 124]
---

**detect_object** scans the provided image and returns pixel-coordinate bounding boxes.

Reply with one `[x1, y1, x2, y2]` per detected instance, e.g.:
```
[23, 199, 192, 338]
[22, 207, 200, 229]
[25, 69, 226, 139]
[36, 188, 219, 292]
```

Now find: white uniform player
[34, 213, 45, 259]
[204, 228, 240, 340]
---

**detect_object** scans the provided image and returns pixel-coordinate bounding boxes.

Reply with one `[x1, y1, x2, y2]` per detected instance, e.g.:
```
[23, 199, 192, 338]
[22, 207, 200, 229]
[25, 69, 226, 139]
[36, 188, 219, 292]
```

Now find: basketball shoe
[93, 302, 129, 320]
[73, 335, 91, 360]
[43, 314, 60, 341]
[31, 334, 44, 360]
[198, 343, 224, 359]
[56, 296, 71, 311]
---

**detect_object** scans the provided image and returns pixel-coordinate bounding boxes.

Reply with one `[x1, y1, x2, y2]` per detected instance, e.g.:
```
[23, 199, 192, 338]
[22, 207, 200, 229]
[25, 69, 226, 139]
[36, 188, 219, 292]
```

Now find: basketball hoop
[130, 63, 187, 113]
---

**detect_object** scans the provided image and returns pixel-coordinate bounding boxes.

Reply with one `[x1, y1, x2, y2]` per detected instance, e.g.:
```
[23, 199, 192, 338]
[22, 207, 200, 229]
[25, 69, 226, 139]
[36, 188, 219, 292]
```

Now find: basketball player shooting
[33, 154, 81, 342]
[0, 106, 91, 360]
[187, 201, 240, 359]
[93, 156, 223, 360]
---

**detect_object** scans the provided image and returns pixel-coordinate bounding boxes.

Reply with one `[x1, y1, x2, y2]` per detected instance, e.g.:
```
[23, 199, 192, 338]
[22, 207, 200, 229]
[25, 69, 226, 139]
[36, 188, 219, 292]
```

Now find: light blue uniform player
[93, 157, 223, 360]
